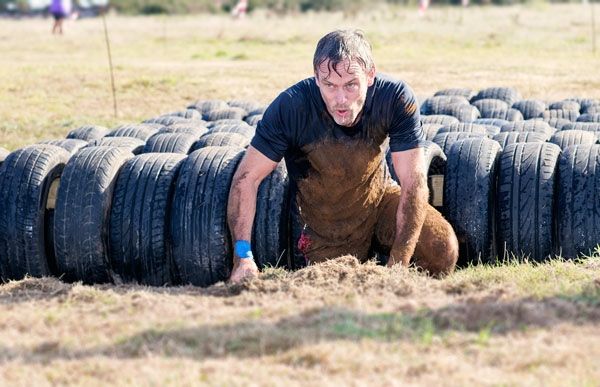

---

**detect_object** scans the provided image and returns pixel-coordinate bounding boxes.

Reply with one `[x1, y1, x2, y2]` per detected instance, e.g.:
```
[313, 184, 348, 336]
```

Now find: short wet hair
[313, 29, 374, 78]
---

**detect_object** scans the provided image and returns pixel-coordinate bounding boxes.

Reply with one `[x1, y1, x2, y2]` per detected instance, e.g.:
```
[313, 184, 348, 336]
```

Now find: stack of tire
[1, 90, 599, 287]
[414, 87, 600, 266]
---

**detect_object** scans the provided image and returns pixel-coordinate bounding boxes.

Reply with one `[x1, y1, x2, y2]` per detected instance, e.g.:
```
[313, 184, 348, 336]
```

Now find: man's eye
[346, 83, 358, 90]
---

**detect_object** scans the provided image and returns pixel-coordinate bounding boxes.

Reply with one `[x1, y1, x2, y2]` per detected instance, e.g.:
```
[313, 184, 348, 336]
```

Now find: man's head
[313, 29, 376, 127]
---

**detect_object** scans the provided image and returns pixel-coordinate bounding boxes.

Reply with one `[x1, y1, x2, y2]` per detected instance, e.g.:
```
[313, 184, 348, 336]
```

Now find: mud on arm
[388, 147, 429, 266]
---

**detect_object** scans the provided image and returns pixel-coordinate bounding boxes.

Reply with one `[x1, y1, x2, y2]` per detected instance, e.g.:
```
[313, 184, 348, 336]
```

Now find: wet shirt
[250, 73, 425, 183]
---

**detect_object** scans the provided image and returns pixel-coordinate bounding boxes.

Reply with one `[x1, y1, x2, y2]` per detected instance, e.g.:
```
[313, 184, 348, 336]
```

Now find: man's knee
[414, 207, 458, 277]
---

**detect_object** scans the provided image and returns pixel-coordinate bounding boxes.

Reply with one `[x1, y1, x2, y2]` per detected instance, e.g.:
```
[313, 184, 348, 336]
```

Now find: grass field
[1, 4, 600, 385]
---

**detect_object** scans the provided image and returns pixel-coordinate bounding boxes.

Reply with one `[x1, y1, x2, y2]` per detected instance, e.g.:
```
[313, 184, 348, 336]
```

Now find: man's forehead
[316, 59, 364, 79]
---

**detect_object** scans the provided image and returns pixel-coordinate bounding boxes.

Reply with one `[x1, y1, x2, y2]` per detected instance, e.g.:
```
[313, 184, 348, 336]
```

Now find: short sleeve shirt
[250, 73, 425, 183]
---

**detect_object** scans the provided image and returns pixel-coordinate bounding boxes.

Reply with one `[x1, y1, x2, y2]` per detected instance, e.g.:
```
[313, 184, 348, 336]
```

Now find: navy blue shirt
[251, 74, 425, 182]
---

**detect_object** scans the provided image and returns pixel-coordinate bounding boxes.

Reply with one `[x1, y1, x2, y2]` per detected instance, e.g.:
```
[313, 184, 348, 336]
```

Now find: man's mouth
[335, 109, 349, 117]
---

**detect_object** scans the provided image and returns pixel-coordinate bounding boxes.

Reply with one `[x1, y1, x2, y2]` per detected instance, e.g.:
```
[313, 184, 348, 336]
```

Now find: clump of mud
[0, 276, 70, 303]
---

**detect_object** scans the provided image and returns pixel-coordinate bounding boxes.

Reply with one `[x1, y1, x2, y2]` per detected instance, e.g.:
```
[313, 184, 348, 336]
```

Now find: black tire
[170, 146, 245, 286]
[470, 87, 522, 106]
[188, 99, 228, 113]
[496, 142, 561, 262]
[192, 133, 250, 151]
[158, 123, 209, 137]
[228, 100, 262, 113]
[160, 109, 202, 120]
[420, 96, 469, 115]
[54, 146, 133, 284]
[206, 119, 247, 128]
[87, 137, 146, 155]
[575, 99, 600, 113]
[546, 118, 572, 130]
[209, 124, 255, 139]
[577, 113, 600, 123]
[556, 145, 600, 258]
[432, 131, 486, 155]
[248, 106, 267, 116]
[561, 122, 600, 135]
[500, 120, 553, 136]
[421, 114, 459, 126]
[252, 162, 289, 269]
[108, 153, 186, 286]
[511, 99, 547, 120]
[492, 131, 548, 149]
[549, 100, 580, 112]
[39, 139, 88, 155]
[143, 116, 189, 126]
[106, 124, 161, 141]
[437, 123, 498, 137]
[448, 104, 480, 122]
[245, 114, 262, 126]
[0, 145, 70, 281]
[433, 88, 472, 98]
[443, 137, 501, 265]
[66, 125, 108, 141]
[143, 133, 198, 154]
[549, 130, 597, 149]
[473, 118, 509, 128]
[204, 108, 246, 121]
[423, 123, 444, 141]
[582, 105, 600, 115]
[471, 98, 509, 115]
[540, 109, 580, 122]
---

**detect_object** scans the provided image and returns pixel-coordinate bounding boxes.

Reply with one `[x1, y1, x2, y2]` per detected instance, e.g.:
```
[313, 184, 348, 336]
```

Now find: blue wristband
[235, 240, 253, 259]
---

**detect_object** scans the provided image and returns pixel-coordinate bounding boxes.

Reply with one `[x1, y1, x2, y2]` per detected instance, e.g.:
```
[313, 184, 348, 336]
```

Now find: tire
[420, 96, 469, 115]
[549, 100, 580, 112]
[0, 145, 70, 281]
[421, 114, 459, 126]
[437, 123, 498, 137]
[158, 123, 209, 137]
[170, 146, 245, 286]
[433, 88, 472, 98]
[549, 130, 597, 149]
[66, 125, 108, 141]
[492, 131, 547, 149]
[561, 122, 600, 135]
[556, 145, 600, 258]
[228, 100, 263, 113]
[39, 139, 88, 155]
[496, 142, 561, 262]
[582, 105, 600, 115]
[540, 109, 580, 122]
[206, 119, 247, 128]
[253, 162, 289, 269]
[143, 116, 189, 126]
[470, 87, 522, 106]
[448, 104, 480, 122]
[471, 98, 509, 115]
[209, 124, 255, 139]
[473, 118, 509, 128]
[87, 137, 146, 155]
[245, 114, 262, 126]
[192, 133, 250, 151]
[511, 99, 547, 120]
[423, 123, 444, 141]
[443, 137, 501, 265]
[187, 99, 228, 113]
[54, 146, 133, 284]
[106, 124, 161, 141]
[432, 131, 486, 155]
[108, 153, 186, 286]
[160, 109, 202, 120]
[565, 98, 599, 113]
[143, 133, 198, 154]
[577, 113, 600, 123]
[500, 120, 553, 137]
[546, 118, 572, 130]
[204, 108, 246, 121]
[248, 106, 267, 116]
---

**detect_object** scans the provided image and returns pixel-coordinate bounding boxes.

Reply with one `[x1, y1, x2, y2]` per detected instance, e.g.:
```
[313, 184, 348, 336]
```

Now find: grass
[1, 3, 600, 385]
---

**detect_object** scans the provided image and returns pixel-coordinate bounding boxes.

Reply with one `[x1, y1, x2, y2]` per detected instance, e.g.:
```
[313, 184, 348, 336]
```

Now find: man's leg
[375, 185, 458, 277]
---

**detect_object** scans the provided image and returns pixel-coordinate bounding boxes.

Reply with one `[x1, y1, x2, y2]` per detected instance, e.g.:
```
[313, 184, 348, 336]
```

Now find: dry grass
[1, 4, 600, 385]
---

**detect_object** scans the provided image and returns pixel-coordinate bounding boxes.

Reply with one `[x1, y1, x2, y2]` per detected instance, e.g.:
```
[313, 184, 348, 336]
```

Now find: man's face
[315, 59, 376, 127]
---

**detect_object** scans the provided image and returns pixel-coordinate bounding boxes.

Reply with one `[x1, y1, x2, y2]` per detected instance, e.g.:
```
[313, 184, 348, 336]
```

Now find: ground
[0, 4, 600, 385]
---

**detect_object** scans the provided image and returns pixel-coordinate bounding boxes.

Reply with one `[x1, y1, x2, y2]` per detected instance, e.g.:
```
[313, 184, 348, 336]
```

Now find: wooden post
[102, 13, 118, 118]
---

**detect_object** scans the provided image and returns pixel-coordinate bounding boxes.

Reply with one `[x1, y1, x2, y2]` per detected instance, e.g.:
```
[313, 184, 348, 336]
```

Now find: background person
[50, 0, 72, 35]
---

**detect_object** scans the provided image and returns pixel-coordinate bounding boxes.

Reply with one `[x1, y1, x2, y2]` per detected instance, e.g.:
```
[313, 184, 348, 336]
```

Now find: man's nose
[335, 90, 348, 105]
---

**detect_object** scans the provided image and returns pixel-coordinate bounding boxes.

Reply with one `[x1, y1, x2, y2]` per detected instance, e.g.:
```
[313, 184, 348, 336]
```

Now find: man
[227, 29, 458, 283]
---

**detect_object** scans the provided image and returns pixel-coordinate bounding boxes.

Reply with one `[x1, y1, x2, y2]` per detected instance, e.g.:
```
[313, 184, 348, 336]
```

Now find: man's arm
[227, 146, 278, 283]
[388, 147, 428, 267]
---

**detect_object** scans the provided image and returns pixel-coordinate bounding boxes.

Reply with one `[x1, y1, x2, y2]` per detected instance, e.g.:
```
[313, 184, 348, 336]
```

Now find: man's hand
[229, 258, 259, 283]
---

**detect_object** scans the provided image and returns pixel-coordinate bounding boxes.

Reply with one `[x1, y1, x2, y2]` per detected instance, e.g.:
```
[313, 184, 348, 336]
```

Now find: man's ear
[367, 65, 376, 86]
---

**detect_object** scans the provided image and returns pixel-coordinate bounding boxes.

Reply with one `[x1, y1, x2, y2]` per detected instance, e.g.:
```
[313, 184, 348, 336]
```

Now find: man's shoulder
[277, 77, 317, 107]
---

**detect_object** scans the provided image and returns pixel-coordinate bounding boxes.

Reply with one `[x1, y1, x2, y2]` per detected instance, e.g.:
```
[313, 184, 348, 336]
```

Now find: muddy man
[227, 29, 458, 282]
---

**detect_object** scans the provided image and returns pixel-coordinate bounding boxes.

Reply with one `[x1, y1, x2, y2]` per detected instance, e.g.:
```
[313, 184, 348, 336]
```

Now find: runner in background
[231, 0, 248, 19]
[50, 0, 73, 35]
